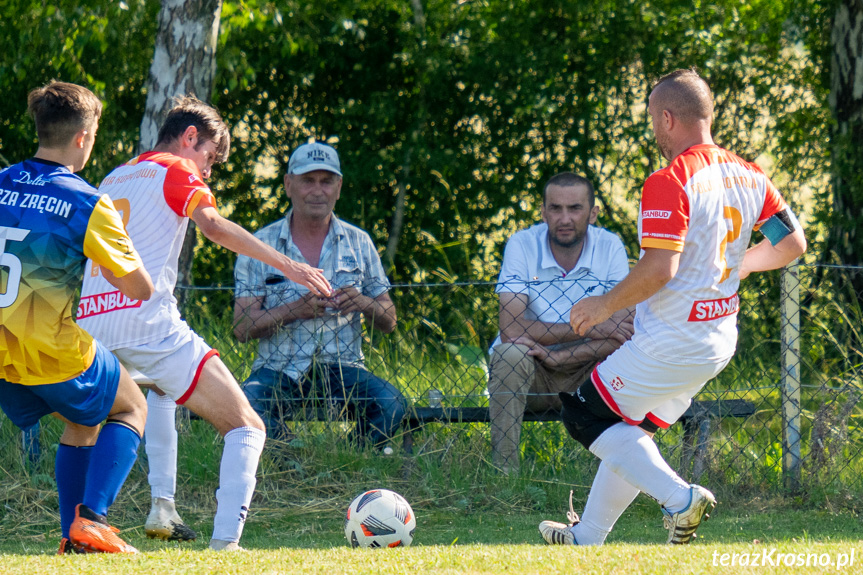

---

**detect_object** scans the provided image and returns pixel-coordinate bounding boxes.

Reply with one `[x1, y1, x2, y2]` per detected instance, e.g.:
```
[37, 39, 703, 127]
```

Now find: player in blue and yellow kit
[0, 81, 154, 554]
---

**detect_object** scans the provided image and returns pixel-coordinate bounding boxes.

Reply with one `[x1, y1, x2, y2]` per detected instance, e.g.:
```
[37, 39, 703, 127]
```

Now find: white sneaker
[662, 485, 716, 544]
[145, 497, 198, 541]
[209, 539, 244, 552]
[538, 490, 580, 545]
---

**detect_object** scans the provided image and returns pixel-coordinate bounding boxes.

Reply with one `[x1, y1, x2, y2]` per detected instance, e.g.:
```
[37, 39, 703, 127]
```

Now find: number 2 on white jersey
[718, 205, 742, 283]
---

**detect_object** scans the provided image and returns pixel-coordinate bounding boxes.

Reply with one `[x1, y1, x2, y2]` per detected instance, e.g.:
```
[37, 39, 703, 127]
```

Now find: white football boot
[145, 497, 198, 541]
[662, 484, 716, 544]
[539, 490, 580, 545]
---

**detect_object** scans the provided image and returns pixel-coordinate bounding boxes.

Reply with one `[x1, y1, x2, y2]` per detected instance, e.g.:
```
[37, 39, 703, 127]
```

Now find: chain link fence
[171, 263, 863, 498]
[7, 264, 859, 499]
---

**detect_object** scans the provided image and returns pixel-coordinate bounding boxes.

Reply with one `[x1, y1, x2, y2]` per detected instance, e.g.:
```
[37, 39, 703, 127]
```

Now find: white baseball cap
[287, 142, 342, 176]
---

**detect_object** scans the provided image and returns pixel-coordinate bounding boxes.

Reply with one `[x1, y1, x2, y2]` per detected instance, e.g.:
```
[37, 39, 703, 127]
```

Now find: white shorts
[111, 324, 219, 404]
[593, 341, 731, 429]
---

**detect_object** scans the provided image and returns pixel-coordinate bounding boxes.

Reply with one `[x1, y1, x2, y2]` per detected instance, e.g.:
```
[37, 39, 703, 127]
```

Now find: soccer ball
[344, 489, 416, 548]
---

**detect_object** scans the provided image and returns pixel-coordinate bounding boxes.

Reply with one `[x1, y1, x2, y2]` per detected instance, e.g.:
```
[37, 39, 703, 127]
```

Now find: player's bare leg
[182, 356, 265, 551]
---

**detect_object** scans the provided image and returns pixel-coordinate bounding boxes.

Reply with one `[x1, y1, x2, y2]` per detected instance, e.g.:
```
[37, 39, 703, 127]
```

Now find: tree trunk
[138, 0, 223, 302]
[828, 0, 863, 297]
[139, 0, 223, 151]
[383, 0, 427, 273]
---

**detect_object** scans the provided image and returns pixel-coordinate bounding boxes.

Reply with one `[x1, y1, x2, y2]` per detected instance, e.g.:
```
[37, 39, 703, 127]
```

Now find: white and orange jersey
[78, 152, 216, 349]
[632, 144, 787, 362]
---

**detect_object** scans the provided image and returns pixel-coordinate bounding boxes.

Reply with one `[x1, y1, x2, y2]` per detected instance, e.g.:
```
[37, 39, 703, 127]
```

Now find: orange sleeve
[640, 172, 689, 252]
[162, 158, 217, 218]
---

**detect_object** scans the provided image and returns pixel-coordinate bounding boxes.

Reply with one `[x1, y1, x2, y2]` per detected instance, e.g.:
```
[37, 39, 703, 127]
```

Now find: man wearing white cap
[233, 142, 406, 453]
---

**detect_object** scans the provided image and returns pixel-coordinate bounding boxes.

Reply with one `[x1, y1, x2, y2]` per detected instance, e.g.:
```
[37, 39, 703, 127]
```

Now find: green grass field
[2, 503, 862, 574]
[4, 414, 863, 574]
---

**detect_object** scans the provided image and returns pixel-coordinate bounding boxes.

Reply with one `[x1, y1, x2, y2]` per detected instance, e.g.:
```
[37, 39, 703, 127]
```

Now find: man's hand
[584, 308, 634, 345]
[324, 286, 372, 315]
[510, 335, 538, 348]
[523, 341, 563, 368]
[293, 292, 331, 319]
[511, 337, 562, 368]
[570, 295, 615, 337]
[516, 336, 621, 368]
[280, 260, 333, 298]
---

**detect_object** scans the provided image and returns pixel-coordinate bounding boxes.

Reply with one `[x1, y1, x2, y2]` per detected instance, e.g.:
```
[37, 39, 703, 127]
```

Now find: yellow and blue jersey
[0, 158, 143, 385]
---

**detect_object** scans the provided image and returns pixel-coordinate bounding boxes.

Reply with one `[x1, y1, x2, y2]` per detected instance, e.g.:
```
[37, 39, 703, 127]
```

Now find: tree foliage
[0, 0, 158, 177]
[0, 0, 832, 287]
[825, 0, 863, 296]
[207, 0, 829, 286]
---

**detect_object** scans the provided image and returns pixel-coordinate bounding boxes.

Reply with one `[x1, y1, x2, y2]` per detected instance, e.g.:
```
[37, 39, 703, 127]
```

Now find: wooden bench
[676, 398, 756, 479]
[124, 377, 755, 478]
[401, 398, 756, 476]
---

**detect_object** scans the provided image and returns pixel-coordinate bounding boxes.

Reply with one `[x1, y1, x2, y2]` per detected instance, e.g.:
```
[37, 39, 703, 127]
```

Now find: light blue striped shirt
[234, 211, 390, 379]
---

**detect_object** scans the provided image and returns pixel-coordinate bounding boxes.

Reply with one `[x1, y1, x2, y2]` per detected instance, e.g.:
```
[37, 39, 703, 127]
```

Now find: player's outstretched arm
[739, 228, 806, 281]
[100, 266, 154, 302]
[191, 205, 332, 297]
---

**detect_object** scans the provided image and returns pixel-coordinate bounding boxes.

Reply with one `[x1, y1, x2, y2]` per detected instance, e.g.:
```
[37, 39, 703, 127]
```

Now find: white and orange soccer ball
[344, 489, 416, 548]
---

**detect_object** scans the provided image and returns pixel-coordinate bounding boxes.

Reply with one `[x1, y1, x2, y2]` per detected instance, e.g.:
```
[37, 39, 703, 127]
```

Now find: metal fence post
[780, 260, 802, 492]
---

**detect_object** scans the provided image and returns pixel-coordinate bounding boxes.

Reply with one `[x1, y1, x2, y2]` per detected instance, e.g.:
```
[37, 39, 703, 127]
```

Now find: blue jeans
[242, 365, 406, 447]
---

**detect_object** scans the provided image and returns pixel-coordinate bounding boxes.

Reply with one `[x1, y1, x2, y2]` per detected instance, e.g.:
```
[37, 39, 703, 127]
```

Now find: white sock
[589, 422, 691, 513]
[211, 426, 266, 543]
[145, 391, 178, 501]
[572, 461, 641, 545]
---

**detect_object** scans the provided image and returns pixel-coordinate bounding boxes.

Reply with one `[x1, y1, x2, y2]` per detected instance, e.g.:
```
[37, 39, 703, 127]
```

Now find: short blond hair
[27, 81, 102, 148]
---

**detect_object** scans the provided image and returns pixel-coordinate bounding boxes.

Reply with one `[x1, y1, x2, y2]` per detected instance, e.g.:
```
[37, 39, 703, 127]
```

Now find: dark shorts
[559, 378, 660, 449]
[0, 341, 120, 429]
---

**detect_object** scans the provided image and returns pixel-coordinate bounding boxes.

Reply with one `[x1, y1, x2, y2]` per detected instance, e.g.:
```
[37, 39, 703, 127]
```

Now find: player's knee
[559, 384, 620, 450]
[111, 386, 147, 434]
[242, 408, 266, 433]
[60, 422, 100, 446]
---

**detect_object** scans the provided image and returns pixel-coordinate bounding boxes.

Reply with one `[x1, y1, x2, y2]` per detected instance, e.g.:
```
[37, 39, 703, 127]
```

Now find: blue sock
[55, 444, 93, 538]
[82, 422, 141, 517]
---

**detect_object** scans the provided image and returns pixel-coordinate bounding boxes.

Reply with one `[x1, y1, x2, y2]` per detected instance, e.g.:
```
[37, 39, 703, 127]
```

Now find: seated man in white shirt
[488, 172, 633, 473]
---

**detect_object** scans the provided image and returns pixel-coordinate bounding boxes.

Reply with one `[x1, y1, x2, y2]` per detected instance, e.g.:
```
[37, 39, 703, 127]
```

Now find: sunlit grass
[3, 507, 863, 574]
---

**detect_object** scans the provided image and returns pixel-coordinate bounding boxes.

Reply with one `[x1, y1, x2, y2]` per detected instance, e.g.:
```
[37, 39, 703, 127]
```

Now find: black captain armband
[760, 207, 801, 246]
